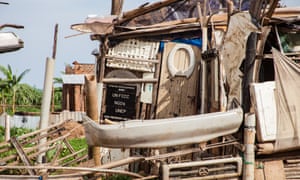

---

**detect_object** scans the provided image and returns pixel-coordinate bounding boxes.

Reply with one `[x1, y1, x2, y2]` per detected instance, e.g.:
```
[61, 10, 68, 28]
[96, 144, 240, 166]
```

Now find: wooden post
[111, 0, 123, 15]
[38, 57, 55, 164]
[51, 24, 58, 113]
[74, 85, 81, 111]
[243, 113, 256, 180]
[85, 75, 101, 167]
[4, 113, 10, 141]
[197, 1, 208, 113]
[38, 24, 58, 164]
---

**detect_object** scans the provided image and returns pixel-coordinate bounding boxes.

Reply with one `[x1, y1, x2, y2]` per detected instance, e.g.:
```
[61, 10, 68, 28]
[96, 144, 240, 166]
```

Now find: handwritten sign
[104, 84, 137, 121]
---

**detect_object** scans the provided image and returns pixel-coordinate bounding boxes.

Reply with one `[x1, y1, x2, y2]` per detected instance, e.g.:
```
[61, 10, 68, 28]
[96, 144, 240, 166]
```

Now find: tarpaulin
[124, 0, 252, 27]
[272, 48, 300, 151]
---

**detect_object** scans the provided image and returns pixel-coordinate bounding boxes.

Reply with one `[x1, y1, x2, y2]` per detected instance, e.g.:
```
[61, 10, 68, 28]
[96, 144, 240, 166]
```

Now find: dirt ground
[63, 121, 86, 139]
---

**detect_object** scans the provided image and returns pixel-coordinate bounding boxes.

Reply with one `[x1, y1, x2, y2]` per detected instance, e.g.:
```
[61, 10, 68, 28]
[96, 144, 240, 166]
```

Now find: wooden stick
[0, 23, 24, 29]
[98, 156, 144, 169]
[52, 24, 58, 59]
[18, 119, 66, 141]
[103, 118, 118, 125]
[57, 148, 87, 163]
[105, 56, 160, 63]
[0, 172, 91, 179]
[118, 0, 183, 24]
[102, 78, 158, 83]
[10, 137, 36, 175]
[1, 166, 144, 178]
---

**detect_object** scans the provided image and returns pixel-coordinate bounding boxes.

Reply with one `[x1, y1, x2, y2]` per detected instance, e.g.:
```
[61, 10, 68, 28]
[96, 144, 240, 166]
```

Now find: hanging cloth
[272, 48, 300, 151]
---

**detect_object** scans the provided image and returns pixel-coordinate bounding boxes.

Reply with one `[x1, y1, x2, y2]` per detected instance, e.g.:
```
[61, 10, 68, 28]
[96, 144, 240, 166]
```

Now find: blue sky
[0, 0, 299, 89]
[0, 0, 155, 89]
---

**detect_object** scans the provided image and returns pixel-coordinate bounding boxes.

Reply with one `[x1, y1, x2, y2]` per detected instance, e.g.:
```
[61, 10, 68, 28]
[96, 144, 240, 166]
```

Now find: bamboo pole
[85, 75, 101, 167]
[4, 113, 10, 141]
[243, 113, 256, 180]
[197, 1, 208, 113]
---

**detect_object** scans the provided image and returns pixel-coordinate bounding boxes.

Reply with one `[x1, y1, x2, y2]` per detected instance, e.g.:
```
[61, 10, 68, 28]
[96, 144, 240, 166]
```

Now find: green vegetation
[0, 127, 34, 162]
[0, 64, 30, 114]
[0, 126, 4, 142]
[0, 127, 34, 143]
[46, 138, 88, 163]
[0, 64, 62, 114]
[0, 128, 132, 179]
[10, 126, 34, 137]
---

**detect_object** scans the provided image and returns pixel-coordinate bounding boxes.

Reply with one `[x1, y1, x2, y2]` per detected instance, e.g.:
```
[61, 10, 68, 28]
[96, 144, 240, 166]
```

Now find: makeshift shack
[71, 0, 300, 179]
[2, 0, 300, 179]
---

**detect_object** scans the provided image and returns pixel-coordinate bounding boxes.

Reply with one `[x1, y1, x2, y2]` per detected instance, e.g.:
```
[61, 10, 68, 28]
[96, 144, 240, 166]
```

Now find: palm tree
[51, 77, 63, 112]
[0, 65, 30, 113]
[0, 78, 10, 113]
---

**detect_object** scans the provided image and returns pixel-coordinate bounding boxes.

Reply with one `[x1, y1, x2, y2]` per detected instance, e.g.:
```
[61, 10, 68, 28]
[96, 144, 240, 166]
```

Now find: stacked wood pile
[0, 120, 88, 178]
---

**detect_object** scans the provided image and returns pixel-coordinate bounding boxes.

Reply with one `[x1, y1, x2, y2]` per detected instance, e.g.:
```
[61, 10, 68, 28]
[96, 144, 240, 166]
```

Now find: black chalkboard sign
[104, 84, 137, 121]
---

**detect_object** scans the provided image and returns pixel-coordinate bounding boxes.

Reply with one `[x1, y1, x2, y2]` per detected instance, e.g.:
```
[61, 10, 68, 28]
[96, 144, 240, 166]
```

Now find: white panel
[62, 74, 85, 84]
[250, 81, 277, 142]
[140, 73, 154, 104]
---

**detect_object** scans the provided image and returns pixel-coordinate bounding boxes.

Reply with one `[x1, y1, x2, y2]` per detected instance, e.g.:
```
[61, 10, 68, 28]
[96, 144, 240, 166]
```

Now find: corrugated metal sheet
[0, 114, 39, 129]
[0, 111, 86, 129]
[50, 111, 86, 125]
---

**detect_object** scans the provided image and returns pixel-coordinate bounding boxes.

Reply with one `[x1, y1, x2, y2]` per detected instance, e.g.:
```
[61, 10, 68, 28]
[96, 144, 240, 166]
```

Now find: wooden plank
[264, 160, 286, 180]
[1, 165, 144, 178]
[105, 56, 160, 63]
[255, 168, 265, 180]
[0, 174, 87, 180]
[109, 23, 202, 40]
[151, 52, 162, 119]
[119, 0, 183, 24]
[140, 103, 147, 119]
[156, 42, 175, 118]
[102, 78, 158, 83]
[156, 42, 200, 118]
